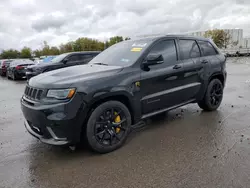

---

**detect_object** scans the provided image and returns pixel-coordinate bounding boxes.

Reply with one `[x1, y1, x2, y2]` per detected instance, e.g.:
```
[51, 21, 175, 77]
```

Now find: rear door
[178, 39, 202, 102]
[196, 40, 219, 97]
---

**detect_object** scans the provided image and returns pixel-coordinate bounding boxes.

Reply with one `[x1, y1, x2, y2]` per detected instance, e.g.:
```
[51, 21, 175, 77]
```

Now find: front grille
[24, 86, 44, 100]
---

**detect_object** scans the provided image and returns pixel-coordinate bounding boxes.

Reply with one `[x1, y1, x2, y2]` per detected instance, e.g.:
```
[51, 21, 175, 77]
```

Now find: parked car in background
[7, 59, 34, 80]
[26, 51, 100, 80]
[21, 35, 227, 153]
[0, 59, 13, 76]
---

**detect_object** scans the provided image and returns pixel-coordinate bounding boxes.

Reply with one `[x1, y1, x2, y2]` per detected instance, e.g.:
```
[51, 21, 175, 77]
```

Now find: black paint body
[21, 35, 227, 145]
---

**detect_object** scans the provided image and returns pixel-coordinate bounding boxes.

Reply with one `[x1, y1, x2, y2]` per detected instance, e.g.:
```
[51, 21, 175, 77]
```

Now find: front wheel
[85, 101, 131, 153]
[198, 79, 223, 111]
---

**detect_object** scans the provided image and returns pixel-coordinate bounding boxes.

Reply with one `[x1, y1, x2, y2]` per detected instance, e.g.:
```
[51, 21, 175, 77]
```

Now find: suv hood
[29, 64, 123, 88]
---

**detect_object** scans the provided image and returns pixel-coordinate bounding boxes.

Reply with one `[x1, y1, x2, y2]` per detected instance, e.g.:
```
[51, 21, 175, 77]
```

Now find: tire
[6, 71, 10, 79]
[85, 101, 131, 153]
[12, 72, 16, 80]
[198, 79, 223, 111]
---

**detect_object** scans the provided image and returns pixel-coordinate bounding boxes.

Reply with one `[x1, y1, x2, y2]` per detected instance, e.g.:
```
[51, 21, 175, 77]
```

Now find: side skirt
[141, 99, 196, 119]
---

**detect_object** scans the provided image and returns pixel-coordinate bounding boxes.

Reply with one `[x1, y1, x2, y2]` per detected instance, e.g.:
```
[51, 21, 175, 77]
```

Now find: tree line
[0, 36, 130, 59]
[0, 30, 235, 59]
[204, 29, 233, 49]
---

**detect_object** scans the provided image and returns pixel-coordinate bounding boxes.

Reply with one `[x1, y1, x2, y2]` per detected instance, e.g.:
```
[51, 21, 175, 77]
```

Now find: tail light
[16, 65, 23, 70]
[2, 61, 5, 68]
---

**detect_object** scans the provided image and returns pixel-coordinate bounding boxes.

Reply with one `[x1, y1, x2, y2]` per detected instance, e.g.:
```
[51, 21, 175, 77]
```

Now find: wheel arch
[87, 91, 136, 124]
[208, 72, 225, 86]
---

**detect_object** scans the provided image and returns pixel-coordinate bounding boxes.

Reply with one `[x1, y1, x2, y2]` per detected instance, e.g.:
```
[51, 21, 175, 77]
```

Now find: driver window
[67, 55, 80, 62]
[148, 40, 177, 67]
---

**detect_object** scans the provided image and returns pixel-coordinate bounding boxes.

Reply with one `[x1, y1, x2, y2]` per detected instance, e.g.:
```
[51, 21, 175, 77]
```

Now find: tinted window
[148, 40, 177, 66]
[50, 53, 70, 63]
[80, 54, 94, 63]
[179, 40, 200, 60]
[68, 55, 80, 62]
[198, 41, 217, 56]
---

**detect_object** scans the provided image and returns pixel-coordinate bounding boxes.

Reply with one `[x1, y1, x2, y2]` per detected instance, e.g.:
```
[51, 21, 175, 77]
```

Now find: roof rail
[131, 33, 167, 39]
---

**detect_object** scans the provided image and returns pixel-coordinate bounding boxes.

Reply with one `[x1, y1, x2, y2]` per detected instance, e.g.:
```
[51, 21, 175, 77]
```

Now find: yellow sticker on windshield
[131, 47, 142, 52]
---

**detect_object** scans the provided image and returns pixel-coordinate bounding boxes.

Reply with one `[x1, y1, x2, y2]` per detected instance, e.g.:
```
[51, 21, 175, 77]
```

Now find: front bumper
[21, 93, 87, 146]
[25, 119, 69, 145]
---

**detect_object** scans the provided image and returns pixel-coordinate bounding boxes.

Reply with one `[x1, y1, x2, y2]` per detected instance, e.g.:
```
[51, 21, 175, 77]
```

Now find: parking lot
[1, 57, 250, 188]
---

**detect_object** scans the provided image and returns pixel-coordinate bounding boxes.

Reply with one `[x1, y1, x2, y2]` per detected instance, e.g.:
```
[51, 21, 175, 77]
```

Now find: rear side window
[179, 40, 200, 60]
[148, 40, 177, 66]
[197, 41, 218, 56]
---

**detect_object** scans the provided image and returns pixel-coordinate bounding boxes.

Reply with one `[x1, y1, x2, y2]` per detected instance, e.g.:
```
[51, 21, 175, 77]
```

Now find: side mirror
[144, 54, 164, 67]
[62, 58, 68, 64]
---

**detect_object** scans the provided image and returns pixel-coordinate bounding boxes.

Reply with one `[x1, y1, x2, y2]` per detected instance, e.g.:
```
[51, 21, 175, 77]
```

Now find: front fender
[85, 87, 141, 124]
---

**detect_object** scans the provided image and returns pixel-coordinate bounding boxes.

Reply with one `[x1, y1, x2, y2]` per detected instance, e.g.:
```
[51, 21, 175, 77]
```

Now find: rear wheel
[198, 78, 223, 111]
[12, 72, 16, 80]
[85, 101, 131, 153]
[6, 71, 10, 79]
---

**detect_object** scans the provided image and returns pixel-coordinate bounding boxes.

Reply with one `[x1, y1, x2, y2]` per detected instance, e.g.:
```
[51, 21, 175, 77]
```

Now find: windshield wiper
[92, 62, 108, 66]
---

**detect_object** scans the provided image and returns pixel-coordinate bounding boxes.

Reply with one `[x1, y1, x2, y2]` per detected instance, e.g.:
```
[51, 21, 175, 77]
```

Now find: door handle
[173, 65, 182, 69]
[201, 60, 209, 64]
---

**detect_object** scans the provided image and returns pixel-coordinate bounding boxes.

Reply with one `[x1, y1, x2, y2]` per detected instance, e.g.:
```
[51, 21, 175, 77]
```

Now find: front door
[140, 39, 184, 115]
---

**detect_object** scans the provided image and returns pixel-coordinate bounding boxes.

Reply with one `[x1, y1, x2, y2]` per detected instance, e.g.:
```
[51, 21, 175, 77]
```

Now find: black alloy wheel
[86, 101, 131, 153]
[12, 71, 16, 80]
[6, 71, 10, 79]
[95, 107, 127, 146]
[210, 82, 223, 106]
[198, 78, 223, 111]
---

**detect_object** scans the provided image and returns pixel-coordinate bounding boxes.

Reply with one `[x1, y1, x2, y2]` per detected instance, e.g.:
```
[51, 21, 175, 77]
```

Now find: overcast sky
[0, 0, 249, 50]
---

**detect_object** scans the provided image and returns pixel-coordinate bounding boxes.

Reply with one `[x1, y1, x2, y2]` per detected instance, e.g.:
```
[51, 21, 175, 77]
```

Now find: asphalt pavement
[1, 57, 250, 188]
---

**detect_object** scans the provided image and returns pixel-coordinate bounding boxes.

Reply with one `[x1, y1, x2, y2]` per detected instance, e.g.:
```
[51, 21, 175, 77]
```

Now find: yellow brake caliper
[114, 112, 121, 133]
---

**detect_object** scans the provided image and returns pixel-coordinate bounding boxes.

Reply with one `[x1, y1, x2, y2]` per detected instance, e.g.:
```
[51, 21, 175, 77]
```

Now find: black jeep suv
[21, 35, 227, 153]
[26, 51, 100, 79]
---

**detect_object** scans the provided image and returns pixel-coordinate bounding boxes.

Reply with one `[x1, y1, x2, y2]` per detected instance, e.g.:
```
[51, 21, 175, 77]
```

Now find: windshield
[50, 53, 69, 63]
[37, 56, 56, 64]
[89, 39, 152, 67]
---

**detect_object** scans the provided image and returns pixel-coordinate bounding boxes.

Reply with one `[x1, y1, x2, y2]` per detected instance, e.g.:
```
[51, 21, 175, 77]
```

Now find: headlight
[46, 88, 76, 99]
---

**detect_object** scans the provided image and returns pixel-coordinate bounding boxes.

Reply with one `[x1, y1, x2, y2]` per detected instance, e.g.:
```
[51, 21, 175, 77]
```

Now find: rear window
[197, 41, 218, 56]
[179, 40, 200, 60]
[11, 59, 33, 66]
[0, 60, 12, 66]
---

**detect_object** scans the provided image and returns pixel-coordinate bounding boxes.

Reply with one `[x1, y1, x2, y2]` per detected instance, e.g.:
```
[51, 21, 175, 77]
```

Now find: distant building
[242, 38, 250, 48]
